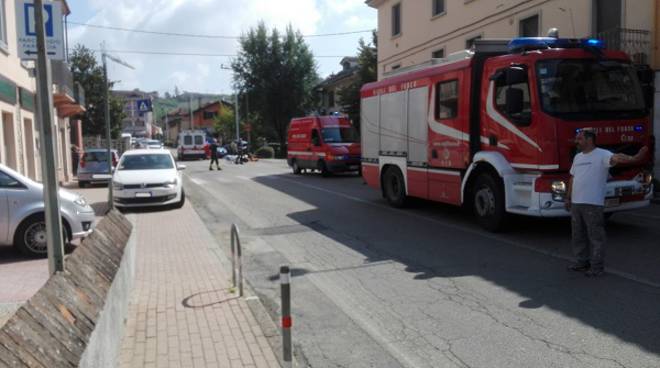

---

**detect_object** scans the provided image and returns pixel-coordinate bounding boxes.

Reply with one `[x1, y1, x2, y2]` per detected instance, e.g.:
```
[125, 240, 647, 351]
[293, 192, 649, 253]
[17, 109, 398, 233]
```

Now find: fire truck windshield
[536, 59, 646, 120]
[321, 127, 359, 143]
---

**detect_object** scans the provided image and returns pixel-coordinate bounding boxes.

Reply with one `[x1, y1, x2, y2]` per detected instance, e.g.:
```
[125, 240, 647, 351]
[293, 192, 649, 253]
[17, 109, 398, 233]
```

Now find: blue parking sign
[24, 3, 54, 37]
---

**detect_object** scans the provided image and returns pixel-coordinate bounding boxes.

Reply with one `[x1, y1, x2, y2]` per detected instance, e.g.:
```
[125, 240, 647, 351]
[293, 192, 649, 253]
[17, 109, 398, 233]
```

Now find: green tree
[232, 23, 318, 153]
[213, 106, 235, 142]
[337, 31, 377, 130]
[69, 44, 125, 137]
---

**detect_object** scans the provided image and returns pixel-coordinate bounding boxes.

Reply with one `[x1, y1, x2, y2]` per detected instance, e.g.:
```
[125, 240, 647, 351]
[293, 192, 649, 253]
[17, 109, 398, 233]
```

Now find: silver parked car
[0, 164, 96, 257]
[77, 148, 119, 188]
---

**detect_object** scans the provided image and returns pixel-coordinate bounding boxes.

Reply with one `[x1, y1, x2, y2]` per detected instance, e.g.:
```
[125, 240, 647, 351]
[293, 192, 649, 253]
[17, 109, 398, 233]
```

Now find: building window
[0, 0, 7, 51]
[595, 0, 622, 34]
[435, 80, 458, 119]
[328, 91, 335, 107]
[432, 49, 445, 59]
[466, 35, 481, 49]
[203, 111, 217, 120]
[392, 3, 401, 37]
[391, 64, 401, 71]
[432, 0, 445, 16]
[519, 14, 539, 37]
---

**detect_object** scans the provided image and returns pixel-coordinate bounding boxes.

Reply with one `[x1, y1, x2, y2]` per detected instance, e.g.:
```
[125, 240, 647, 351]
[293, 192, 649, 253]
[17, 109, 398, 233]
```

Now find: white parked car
[112, 149, 186, 209]
[0, 164, 95, 257]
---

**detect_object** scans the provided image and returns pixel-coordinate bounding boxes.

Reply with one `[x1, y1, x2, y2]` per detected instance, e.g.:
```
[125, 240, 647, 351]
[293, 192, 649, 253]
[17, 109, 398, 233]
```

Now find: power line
[77, 48, 349, 58]
[68, 20, 374, 39]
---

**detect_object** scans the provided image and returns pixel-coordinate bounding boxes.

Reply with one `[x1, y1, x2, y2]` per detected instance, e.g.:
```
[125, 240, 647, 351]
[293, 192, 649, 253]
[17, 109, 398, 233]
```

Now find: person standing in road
[566, 129, 648, 277]
[209, 138, 222, 171]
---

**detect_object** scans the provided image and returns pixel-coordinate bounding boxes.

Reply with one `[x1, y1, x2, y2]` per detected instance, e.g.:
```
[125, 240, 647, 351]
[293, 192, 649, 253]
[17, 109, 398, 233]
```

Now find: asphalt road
[183, 158, 660, 368]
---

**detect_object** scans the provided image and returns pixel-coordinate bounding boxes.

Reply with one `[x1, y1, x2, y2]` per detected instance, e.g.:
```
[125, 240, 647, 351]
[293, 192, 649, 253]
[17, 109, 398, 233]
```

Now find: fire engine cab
[360, 37, 654, 231]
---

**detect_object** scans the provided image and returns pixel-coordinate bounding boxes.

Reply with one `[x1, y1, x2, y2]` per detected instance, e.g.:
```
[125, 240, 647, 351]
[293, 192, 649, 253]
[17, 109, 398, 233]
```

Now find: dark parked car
[77, 148, 119, 188]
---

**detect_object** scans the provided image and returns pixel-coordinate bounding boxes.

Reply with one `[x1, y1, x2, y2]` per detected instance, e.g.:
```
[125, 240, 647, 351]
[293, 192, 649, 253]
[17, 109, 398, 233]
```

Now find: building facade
[317, 57, 359, 114]
[165, 108, 188, 144]
[113, 89, 157, 139]
[0, 0, 84, 183]
[367, 0, 657, 78]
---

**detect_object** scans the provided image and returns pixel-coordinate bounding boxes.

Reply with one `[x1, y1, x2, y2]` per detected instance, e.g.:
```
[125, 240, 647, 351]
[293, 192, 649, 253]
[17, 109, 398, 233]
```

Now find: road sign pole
[33, 0, 65, 274]
[102, 52, 114, 210]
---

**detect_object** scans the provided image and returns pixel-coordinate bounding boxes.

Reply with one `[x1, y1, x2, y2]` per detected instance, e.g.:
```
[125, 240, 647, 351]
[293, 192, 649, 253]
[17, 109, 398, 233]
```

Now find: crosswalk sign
[136, 99, 152, 112]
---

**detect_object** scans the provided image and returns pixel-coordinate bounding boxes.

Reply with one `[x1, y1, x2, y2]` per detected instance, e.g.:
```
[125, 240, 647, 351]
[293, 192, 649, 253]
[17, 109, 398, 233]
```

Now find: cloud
[68, 0, 375, 94]
[322, 0, 364, 14]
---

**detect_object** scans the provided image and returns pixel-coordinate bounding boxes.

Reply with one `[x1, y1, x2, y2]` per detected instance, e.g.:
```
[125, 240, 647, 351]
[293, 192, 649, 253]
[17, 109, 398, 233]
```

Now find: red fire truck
[360, 37, 654, 231]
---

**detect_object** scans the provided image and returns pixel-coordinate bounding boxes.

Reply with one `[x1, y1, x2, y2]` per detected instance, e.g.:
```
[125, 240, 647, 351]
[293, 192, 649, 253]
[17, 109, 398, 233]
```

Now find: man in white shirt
[566, 129, 648, 277]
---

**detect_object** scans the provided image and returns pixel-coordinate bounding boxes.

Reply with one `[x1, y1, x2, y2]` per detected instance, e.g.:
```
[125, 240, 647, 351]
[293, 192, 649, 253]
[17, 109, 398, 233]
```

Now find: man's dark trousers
[571, 203, 606, 271]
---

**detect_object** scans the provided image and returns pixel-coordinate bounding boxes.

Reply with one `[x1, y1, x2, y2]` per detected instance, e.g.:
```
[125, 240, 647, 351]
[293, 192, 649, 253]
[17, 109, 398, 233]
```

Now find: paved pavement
[0, 183, 107, 327]
[118, 194, 281, 368]
[184, 158, 660, 368]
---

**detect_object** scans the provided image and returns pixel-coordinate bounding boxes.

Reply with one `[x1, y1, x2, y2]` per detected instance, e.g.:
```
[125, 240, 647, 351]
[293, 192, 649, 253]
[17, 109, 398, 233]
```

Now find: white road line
[274, 176, 660, 289]
[190, 177, 209, 186]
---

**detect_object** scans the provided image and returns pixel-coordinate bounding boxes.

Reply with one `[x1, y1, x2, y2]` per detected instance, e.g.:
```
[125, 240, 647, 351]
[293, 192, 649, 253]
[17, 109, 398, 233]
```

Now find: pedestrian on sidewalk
[565, 129, 648, 277]
[209, 138, 222, 170]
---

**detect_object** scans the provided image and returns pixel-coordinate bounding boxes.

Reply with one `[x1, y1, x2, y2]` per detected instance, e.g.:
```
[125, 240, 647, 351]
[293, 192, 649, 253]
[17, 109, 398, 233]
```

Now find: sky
[66, 0, 377, 96]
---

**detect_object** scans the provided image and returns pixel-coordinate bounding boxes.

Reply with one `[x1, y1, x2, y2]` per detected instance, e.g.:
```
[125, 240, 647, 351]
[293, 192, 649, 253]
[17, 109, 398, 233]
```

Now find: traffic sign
[136, 99, 152, 112]
[15, 0, 64, 60]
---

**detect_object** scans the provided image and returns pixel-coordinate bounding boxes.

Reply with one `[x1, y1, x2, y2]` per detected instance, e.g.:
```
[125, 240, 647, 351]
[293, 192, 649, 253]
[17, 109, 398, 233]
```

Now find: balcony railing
[596, 28, 651, 65]
[74, 82, 85, 107]
[51, 60, 74, 100]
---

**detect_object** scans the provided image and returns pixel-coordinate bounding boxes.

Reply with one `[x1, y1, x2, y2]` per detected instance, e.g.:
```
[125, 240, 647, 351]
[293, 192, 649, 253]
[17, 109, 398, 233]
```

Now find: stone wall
[0, 211, 133, 368]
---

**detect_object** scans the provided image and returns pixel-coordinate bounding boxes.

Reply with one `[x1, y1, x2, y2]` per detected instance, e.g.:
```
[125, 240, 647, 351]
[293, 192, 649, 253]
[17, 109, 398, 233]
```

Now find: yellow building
[367, 0, 656, 77]
[0, 0, 85, 182]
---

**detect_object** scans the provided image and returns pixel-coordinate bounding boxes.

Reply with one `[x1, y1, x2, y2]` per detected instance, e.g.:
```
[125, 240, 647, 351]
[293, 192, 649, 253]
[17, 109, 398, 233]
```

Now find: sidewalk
[118, 201, 281, 368]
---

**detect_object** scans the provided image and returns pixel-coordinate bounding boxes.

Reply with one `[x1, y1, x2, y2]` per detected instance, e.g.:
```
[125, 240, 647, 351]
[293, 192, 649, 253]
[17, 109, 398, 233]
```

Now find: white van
[177, 130, 207, 160]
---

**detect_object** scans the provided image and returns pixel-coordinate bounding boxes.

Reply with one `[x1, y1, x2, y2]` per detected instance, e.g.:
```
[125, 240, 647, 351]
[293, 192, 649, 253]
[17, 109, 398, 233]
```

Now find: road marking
[212, 177, 234, 184]
[190, 177, 209, 186]
[273, 176, 660, 289]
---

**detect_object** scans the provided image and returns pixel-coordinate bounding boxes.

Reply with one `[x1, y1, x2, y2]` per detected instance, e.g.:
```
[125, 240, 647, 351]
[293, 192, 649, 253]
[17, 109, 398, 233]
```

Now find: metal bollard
[230, 224, 243, 297]
[280, 266, 293, 367]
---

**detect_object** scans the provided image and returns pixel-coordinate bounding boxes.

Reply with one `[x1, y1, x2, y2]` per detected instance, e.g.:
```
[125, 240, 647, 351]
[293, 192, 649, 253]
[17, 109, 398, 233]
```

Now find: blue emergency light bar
[508, 37, 605, 53]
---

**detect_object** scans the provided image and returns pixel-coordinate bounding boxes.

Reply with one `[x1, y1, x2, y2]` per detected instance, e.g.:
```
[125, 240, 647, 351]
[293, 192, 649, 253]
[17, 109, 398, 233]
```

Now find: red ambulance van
[287, 115, 361, 176]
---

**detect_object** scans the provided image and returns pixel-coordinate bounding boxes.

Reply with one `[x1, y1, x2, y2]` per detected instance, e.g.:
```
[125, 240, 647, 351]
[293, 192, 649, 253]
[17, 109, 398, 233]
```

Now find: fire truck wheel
[473, 173, 506, 232]
[319, 161, 332, 177]
[383, 167, 407, 208]
[292, 160, 302, 175]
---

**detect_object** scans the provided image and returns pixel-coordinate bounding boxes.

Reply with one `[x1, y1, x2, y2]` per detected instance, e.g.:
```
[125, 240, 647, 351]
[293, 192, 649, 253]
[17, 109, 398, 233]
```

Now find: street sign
[15, 0, 64, 60]
[136, 99, 152, 112]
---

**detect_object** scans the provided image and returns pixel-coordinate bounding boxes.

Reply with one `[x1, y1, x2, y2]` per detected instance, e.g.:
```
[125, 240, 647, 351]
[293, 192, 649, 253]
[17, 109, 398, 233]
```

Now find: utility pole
[220, 64, 239, 142]
[34, 0, 65, 274]
[189, 93, 194, 130]
[102, 51, 112, 209]
[101, 44, 135, 210]
[234, 93, 239, 142]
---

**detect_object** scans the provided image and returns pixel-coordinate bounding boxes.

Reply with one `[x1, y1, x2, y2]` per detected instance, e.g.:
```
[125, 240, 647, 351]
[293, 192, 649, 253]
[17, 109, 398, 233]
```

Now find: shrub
[255, 146, 275, 159]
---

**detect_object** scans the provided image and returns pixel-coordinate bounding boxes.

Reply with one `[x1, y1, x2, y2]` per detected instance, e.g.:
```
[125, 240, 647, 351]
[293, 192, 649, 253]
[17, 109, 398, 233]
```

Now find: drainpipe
[654, 0, 659, 70]
[64, 14, 69, 62]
